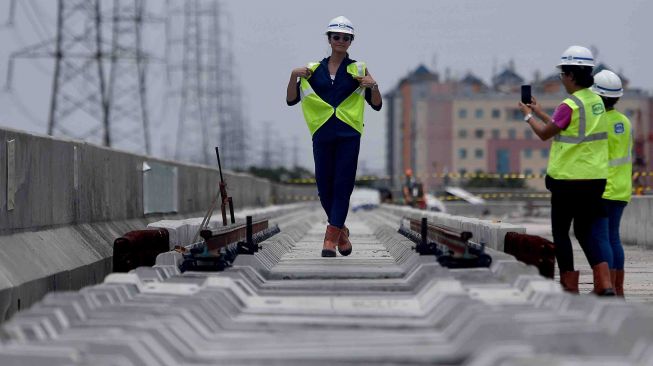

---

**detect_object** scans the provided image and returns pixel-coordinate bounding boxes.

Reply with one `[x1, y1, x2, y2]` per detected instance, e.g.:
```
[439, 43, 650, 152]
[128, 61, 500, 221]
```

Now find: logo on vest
[614, 122, 625, 134]
[592, 103, 605, 115]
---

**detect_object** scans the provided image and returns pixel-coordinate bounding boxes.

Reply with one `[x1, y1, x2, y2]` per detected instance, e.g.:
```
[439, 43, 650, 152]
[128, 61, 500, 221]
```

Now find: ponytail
[560, 65, 594, 88]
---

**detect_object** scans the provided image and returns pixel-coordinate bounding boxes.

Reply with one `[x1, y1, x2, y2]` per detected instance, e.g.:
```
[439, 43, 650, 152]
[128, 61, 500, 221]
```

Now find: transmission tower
[261, 122, 272, 167]
[5, 0, 109, 144]
[167, 0, 244, 167]
[5, 0, 155, 152]
[170, 0, 210, 164]
[215, 10, 247, 170]
[106, 0, 152, 154]
[50, 0, 110, 145]
[1, 0, 17, 27]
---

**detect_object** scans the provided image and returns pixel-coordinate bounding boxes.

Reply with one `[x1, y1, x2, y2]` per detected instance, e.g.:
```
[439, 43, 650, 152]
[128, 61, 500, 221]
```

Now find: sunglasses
[331, 34, 352, 42]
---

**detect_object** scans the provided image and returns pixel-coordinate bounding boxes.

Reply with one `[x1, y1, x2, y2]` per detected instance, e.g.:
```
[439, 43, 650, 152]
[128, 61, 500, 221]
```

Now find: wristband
[523, 113, 533, 122]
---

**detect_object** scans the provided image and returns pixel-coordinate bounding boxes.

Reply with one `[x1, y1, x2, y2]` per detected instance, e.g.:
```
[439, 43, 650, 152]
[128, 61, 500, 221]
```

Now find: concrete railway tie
[1, 206, 652, 365]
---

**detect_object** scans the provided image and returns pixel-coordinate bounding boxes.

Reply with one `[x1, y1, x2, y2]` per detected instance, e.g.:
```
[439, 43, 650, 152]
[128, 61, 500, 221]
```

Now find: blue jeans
[590, 199, 628, 269]
[590, 215, 613, 269]
[605, 199, 627, 269]
[312, 118, 361, 228]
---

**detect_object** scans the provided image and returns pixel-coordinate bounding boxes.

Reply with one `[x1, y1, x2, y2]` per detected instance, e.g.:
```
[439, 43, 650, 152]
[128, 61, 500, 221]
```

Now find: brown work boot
[560, 270, 580, 294]
[614, 269, 625, 297]
[321, 225, 340, 257]
[591, 262, 615, 296]
[338, 226, 352, 256]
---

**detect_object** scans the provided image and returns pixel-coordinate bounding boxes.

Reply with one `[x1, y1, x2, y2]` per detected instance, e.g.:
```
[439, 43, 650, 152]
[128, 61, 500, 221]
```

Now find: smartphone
[521, 85, 532, 104]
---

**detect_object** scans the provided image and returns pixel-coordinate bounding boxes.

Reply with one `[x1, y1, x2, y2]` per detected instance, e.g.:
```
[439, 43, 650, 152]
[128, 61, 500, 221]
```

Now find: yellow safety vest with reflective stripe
[299, 61, 366, 135]
[602, 109, 632, 202]
[547, 88, 608, 180]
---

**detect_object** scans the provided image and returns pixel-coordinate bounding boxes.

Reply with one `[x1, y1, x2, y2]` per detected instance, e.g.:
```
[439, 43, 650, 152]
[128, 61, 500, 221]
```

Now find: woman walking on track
[286, 16, 382, 257]
[519, 45, 615, 296]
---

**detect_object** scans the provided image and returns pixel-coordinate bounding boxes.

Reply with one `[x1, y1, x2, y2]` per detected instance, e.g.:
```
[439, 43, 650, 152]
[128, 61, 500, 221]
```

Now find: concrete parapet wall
[620, 196, 653, 248]
[444, 197, 653, 249]
[444, 201, 550, 218]
[0, 127, 316, 320]
[0, 127, 280, 233]
[379, 204, 526, 251]
[271, 183, 318, 204]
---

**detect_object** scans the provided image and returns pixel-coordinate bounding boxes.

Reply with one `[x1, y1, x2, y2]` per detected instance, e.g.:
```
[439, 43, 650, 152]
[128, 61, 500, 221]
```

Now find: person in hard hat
[402, 169, 425, 209]
[590, 70, 632, 297]
[402, 169, 415, 206]
[518, 45, 614, 296]
[286, 16, 382, 257]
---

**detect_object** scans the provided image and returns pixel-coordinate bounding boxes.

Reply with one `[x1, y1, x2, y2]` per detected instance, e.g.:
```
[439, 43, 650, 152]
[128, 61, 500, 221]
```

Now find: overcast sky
[1, 0, 651, 174]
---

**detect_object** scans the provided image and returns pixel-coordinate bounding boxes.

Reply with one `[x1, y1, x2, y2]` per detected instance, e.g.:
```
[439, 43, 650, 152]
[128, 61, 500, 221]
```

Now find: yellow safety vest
[602, 109, 632, 202]
[299, 61, 366, 136]
[547, 88, 608, 180]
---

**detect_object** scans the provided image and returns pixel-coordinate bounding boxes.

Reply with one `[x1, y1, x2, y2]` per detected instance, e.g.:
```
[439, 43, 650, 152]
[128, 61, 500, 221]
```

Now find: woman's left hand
[354, 74, 377, 89]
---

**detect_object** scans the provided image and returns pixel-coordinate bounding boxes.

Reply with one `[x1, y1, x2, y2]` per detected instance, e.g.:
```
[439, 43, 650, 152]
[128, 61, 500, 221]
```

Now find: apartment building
[386, 64, 653, 192]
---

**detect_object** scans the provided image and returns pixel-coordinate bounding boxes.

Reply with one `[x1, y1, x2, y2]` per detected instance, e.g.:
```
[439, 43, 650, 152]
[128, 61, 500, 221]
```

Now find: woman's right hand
[291, 67, 312, 79]
[529, 96, 544, 115]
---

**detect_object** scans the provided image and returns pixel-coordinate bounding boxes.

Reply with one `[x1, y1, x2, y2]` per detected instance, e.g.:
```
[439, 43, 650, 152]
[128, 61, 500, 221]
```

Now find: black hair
[560, 65, 594, 88]
[326, 32, 354, 41]
[600, 96, 620, 109]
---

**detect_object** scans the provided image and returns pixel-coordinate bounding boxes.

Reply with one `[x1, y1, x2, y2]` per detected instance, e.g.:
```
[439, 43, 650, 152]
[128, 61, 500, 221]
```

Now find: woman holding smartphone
[286, 16, 382, 257]
[518, 45, 614, 296]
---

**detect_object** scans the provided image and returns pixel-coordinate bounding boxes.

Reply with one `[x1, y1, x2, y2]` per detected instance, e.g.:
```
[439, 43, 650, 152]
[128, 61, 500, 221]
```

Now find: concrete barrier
[444, 201, 550, 218]
[0, 127, 318, 320]
[620, 196, 653, 248]
[379, 204, 527, 251]
[411, 195, 653, 249]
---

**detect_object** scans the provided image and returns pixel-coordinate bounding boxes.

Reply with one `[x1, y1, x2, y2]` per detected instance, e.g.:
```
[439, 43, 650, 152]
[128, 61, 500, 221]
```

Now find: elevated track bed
[1, 205, 652, 365]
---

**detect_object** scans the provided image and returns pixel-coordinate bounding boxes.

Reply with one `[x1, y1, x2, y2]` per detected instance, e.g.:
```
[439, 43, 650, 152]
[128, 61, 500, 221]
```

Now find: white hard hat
[326, 16, 354, 35]
[557, 45, 595, 68]
[592, 70, 623, 98]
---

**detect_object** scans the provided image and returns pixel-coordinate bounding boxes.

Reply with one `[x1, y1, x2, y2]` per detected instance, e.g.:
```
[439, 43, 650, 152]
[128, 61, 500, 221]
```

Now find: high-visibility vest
[299, 61, 366, 135]
[602, 109, 633, 202]
[547, 88, 608, 180]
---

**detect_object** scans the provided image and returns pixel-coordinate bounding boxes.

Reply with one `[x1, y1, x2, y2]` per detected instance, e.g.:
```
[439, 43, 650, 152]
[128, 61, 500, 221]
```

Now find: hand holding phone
[521, 85, 532, 104]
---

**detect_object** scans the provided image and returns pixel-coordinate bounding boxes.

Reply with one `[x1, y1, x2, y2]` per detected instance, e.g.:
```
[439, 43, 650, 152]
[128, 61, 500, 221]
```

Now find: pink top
[551, 103, 573, 130]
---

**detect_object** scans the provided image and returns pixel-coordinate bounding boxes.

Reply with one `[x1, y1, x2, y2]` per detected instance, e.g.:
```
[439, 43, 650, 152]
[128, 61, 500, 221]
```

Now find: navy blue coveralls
[288, 56, 382, 227]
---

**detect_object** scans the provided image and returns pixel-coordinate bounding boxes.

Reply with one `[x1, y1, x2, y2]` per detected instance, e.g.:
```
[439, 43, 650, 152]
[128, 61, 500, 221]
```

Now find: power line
[5, 0, 158, 153]
[21, 0, 51, 40]
[27, 0, 56, 27]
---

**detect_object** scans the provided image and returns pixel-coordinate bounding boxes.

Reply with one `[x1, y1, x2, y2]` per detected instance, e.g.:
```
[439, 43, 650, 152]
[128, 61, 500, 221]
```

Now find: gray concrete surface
[0, 127, 319, 321]
[439, 200, 653, 305]
[621, 196, 653, 249]
[517, 216, 653, 305]
[1, 207, 652, 365]
[381, 204, 527, 251]
[444, 196, 653, 249]
[444, 200, 549, 218]
[0, 126, 281, 233]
